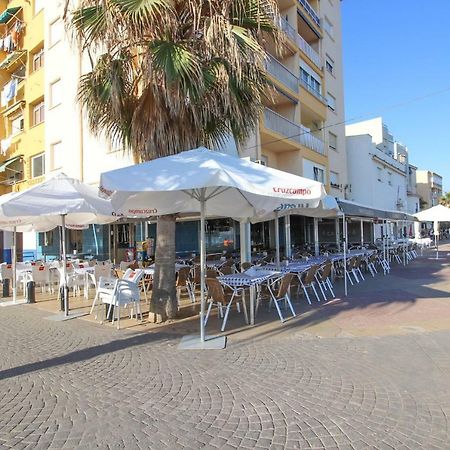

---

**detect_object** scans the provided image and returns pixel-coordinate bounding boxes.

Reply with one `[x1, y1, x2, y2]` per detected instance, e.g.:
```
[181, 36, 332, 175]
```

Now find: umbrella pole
[274, 212, 280, 269]
[12, 226, 17, 303]
[313, 218, 319, 256]
[343, 214, 347, 297]
[199, 193, 206, 342]
[61, 215, 69, 316]
[284, 214, 291, 259]
[360, 219, 364, 248]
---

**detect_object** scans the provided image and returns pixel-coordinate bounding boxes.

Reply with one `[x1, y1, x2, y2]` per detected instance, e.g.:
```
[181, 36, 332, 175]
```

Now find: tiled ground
[2, 244, 450, 449]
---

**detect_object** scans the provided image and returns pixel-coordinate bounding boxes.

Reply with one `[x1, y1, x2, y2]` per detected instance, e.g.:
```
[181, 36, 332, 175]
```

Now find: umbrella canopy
[0, 173, 116, 226]
[100, 147, 328, 218]
[414, 204, 450, 222]
[0, 173, 117, 312]
[100, 147, 329, 345]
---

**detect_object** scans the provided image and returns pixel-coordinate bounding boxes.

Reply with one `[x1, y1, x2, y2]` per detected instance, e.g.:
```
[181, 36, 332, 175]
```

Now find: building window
[51, 141, 63, 170]
[50, 79, 62, 108]
[330, 171, 339, 188]
[327, 92, 336, 111]
[31, 153, 45, 178]
[34, 0, 44, 15]
[313, 166, 325, 184]
[10, 115, 24, 136]
[300, 68, 322, 96]
[32, 100, 45, 126]
[49, 19, 63, 47]
[324, 17, 334, 38]
[328, 132, 337, 152]
[259, 155, 268, 166]
[32, 48, 44, 72]
[377, 167, 383, 182]
[325, 55, 334, 75]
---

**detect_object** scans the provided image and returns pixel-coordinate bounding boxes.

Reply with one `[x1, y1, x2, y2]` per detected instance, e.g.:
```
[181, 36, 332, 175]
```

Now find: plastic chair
[176, 266, 194, 304]
[267, 273, 296, 322]
[299, 265, 321, 304]
[205, 277, 246, 331]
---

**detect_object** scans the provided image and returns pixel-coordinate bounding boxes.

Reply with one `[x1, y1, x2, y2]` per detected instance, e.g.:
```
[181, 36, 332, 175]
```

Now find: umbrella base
[44, 312, 89, 322]
[178, 334, 227, 350]
[0, 299, 27, 307]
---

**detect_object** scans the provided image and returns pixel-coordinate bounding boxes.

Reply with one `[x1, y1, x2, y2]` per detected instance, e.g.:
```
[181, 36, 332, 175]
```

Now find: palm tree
[440, 192, 450, 207]
[65, 0, 281, 320]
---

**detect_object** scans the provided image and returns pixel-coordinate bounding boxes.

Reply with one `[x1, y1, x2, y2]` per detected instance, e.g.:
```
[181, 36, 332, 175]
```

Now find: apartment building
[416, 170, 443, 208]
[0, 0, 44, 192]
[407, 163, 420, 214]
[241, 0, 347, 197]
[0, 0, 348, 260]
[345, 118, 410, 213]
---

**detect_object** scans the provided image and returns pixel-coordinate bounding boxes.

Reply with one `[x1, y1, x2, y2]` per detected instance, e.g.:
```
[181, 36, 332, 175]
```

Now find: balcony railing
[264, 108, 326, 156]
[298, 0, 320, 28]
[299, 78, 327, 104]
[372, 147, 407, 173]
[265, 56, 299, 93]
[278, 17, 322, 68]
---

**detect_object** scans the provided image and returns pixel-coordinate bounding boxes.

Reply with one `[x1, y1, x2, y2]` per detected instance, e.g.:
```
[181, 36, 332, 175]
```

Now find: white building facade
[345, 118, 409, 213]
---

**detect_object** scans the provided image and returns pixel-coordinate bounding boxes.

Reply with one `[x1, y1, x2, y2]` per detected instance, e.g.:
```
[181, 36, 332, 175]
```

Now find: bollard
[26, 281, 36, 304]
[105, 304, 115, 322]
[2, 278, 10, 298]
[59, 286, 69, 311]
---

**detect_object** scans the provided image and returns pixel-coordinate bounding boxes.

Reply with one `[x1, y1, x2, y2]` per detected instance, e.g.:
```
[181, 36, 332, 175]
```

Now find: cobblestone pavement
[2, 246, 450, 449]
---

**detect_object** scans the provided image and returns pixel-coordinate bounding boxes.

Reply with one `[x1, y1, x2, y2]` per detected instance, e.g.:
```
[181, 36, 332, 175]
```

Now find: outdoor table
[217, 269, 281, 325]
[146, 263, 187, 275]
[206, 259, 227, 269]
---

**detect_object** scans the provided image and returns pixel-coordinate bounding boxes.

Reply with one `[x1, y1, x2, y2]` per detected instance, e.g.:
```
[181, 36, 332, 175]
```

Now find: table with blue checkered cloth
[255, 263, 312, 274]
[217, 270, 280, 287]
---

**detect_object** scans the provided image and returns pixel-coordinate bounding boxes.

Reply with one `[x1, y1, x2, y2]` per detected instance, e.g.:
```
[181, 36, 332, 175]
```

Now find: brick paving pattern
[1, 245, 450, 449]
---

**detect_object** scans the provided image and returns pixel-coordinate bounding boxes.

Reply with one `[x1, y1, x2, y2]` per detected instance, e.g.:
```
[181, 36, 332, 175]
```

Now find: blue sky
[342, 0, 450, 192]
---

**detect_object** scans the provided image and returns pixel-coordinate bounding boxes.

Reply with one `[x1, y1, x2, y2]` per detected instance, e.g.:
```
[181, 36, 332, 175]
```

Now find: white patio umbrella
[0, 173, 117, 313]
[100, 147, 329, 346]
[414, 204, 450, 259]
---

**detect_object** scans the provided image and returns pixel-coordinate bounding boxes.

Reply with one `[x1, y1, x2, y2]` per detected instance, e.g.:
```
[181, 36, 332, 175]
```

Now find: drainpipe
[78, 38, 84, 181]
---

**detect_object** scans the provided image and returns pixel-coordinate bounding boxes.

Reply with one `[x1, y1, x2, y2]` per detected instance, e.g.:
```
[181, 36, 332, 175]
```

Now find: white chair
[0, 263, 13, 283]
[123, 268, 148, 302]
[84, 263, 112, 299]
[23, 265, 51, 293]
[91, 273, 143, 329]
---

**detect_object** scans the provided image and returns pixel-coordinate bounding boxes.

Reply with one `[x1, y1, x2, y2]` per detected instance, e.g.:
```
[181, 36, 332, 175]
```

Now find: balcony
[299, 78, 327, 104]
[372, 146, 407, 174]
[298, 0, 320, 29]
[264, 108, 326, 156]
[265, 56, 299, 93]
[278, 17, 322, 69]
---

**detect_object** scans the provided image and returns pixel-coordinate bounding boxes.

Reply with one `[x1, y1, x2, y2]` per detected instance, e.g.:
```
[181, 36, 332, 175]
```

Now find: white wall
[321, 0, 347, 200]
[303, 158, 326, 184]
[45, 1, 135, 187]
[346, 135, 408, 212]
[346, 117, 384, 145]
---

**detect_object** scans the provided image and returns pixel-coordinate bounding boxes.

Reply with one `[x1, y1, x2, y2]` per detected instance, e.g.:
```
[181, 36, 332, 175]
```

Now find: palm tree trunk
[150, 214, 177, 320]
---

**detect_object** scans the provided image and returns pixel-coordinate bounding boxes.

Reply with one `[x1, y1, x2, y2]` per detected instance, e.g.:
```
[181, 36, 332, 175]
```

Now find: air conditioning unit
[254, 159, 267, 166]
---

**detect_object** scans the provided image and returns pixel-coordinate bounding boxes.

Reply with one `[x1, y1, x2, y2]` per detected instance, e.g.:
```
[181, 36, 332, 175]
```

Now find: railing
[264, 108, 326, 156]
[265, 55, 299, 93]
[372, 146, 407, 173]
[278, 17, 322, 68]
[298, 0, 320, 28]
[299, 78, 327, 104]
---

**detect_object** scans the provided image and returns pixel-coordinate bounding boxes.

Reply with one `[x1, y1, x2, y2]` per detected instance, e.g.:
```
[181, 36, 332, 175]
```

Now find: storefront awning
[0, 7, 21, 24]
[0, 51, 26, 70]
[0, 155, 23, 173]
[337, 199, 417, 221]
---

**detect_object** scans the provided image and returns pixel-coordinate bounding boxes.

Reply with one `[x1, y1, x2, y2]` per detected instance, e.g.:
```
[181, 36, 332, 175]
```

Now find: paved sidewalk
[2, 245, 450, 449]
